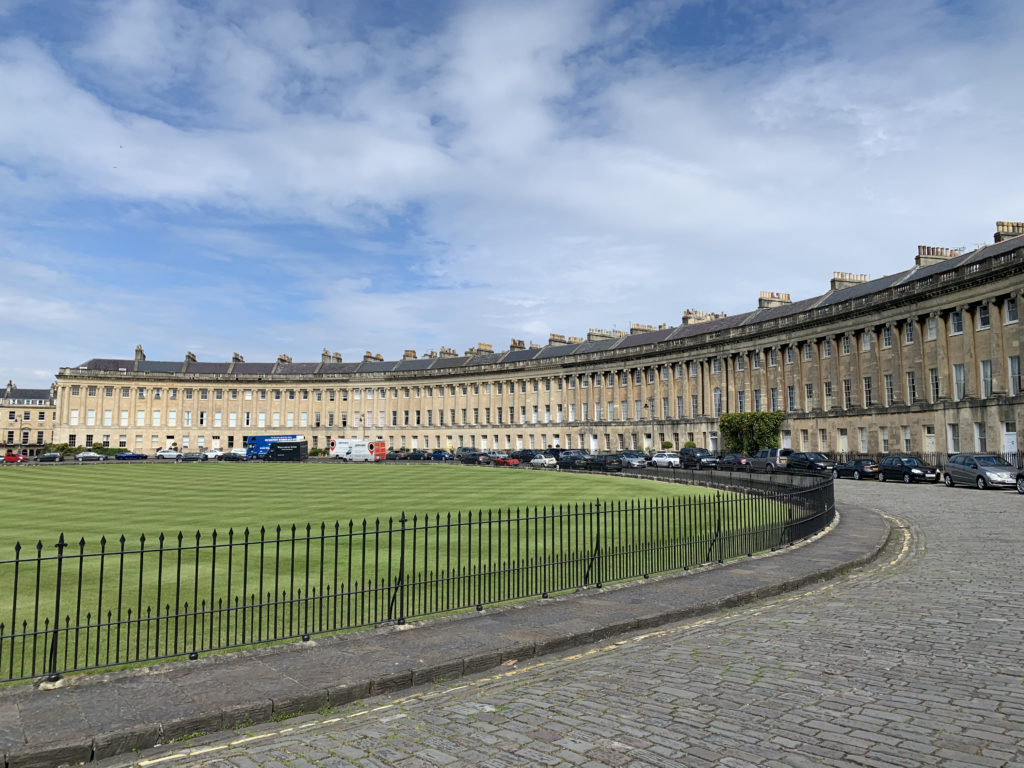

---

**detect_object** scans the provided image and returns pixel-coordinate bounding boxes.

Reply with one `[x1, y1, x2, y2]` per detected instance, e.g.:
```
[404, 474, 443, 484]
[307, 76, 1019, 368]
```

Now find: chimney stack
[830, 272, 869, 291]
[994, 221, 1024, 243]
[758, 291, 791, 309]
[915, 245, 956, 268]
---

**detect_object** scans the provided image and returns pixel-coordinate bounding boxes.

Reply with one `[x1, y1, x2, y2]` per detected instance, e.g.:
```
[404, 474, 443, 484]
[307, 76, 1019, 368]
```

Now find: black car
[459, 451, 492, 465]
[1017, 468, 1024, 495]
[218, 452, 248, 462]
[511, 449, 540, 464]
[678, 447, 719, 470]
[177, 453, 208, 462]
[406, 450, 429, 461]
[877, 456, 940, 484]
[556, 451, 588, 469]
[582, 454, 623, 472]
[832, 459, 879, 480]
[785, 452, 836, 475]
[34, 452, 64, 463]
[718, 454, 752, 471]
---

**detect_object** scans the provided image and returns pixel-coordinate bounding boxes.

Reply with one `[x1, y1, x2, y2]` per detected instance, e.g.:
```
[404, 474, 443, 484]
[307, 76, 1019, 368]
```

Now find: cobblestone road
[102, 482, 1024, 768]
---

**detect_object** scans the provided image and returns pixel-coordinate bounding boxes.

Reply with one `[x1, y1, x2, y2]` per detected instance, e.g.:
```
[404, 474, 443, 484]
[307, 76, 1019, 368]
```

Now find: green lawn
[3, 462, 793, 681]
[0, 462, 712, 553]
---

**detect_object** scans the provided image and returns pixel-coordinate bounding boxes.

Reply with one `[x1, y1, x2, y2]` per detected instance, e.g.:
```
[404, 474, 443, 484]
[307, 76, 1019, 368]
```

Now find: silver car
[650, 452, 680, 468]
[943, 454, 1018, 490]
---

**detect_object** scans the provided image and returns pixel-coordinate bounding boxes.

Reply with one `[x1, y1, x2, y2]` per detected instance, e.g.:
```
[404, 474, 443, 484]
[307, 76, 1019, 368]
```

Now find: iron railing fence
[1, 479, 834, 683]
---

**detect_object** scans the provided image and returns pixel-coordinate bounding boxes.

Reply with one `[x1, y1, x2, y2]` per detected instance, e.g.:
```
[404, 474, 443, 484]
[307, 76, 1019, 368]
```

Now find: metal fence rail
[1, 479, 834, 683]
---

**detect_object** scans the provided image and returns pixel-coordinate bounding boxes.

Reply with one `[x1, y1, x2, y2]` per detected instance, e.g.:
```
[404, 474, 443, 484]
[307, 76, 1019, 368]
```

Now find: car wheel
[878, 472, 886, 482]
[1017, 477, 1024, 495]
[902, 473, 911, 484]
[853, 470, 861, 480]
[944, 474, 953, 487]
[831, 469, 839, 479]
[976, 476, 987, 490]
[766, 464, 774, 474]
[176, 458, 182, 463]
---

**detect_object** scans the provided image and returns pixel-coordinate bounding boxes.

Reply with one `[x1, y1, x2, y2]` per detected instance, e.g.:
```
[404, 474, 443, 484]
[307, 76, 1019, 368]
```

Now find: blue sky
[2, 0, 1022, 387]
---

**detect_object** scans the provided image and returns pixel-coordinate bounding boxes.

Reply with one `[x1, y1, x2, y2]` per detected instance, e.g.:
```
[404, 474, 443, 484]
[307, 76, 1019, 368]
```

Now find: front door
[923, 425, 936, 454]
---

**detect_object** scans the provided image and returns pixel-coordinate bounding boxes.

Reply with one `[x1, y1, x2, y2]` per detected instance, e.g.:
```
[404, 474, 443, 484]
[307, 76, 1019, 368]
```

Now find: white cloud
[2, 0, 1024, 386]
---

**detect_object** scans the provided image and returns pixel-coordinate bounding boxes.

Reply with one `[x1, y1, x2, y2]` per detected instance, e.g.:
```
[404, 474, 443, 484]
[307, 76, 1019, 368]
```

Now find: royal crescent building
[39, 221, 1024, 460]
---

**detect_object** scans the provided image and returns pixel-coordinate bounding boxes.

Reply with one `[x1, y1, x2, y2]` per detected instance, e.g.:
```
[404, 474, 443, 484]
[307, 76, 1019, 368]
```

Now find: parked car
[115, 451, 147, 460]
[749, 448, 793, 473]
[511, 449, 541, 464]
[459, 451, 491, 465]
[530, 453, 557, 468]
[218, 452, 248, 462]
[649, 451, 680, 468]
[786, 452, 836, 475]
[430, 450, 454, 461]
[943, 454, 1017, 489]
[582, 454, 623, 472]
[679, 447, 719, 470]
[75, 451, 105, 462]
[177, 453, 208, 463]
[556, 451, 588, 469]
[491, 453, 520, 467]
[619, 450, 649, 469]
[155, 448, 183, 460]
[203, 449, 224, 460]
[832, 459, 879, 481]
[3, 452, 27, 463]
[34, 452, 64, 463]
[1017, 468, 1024, 495]
[718, 454, 752, 472]
[878, 456, 941, 484]
[406, 450, 429, 461]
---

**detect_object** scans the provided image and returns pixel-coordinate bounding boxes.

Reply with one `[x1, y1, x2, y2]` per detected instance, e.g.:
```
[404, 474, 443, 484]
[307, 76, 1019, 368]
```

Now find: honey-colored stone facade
[2, 382, 57, 456]
[50, 223, 1024, 459]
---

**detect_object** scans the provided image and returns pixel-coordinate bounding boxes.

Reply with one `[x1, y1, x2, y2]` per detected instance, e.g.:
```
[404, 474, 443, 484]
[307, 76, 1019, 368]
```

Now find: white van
[329, 439, 380, 462]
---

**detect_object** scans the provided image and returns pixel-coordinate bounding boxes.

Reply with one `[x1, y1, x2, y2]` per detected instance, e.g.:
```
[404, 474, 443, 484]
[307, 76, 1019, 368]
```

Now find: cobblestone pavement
[100, 483, 1024, 768]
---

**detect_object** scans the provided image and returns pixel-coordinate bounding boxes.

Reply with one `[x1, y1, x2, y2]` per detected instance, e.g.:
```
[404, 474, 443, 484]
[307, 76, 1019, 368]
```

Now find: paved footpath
[88, 482, 1023, 768]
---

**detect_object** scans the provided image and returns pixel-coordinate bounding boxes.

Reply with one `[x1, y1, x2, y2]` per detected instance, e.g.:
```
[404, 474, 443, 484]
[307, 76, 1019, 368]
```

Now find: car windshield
[899, 457, 923, 466]
[976, 455, 1012, 466]
[804, 453, 828, 460]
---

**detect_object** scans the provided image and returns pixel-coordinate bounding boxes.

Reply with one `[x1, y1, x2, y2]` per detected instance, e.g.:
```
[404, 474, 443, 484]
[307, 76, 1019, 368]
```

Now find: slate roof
[232, 362, 277, 375]
[185, 362, 231, 374]
[3, 388, 53, 404]
[276, 363, 320, 375]
[138, 361, 183, 373]
[73, 358, 134, 371]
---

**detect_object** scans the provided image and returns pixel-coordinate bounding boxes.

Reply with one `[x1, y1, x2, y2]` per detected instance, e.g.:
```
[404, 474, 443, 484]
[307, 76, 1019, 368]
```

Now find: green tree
[718, 412, 786, 455]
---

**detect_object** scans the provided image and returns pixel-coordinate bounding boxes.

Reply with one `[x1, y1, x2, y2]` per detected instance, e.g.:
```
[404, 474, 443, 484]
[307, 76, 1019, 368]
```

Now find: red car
[3, 453, 27, 464]
[491, 453, 520, 467]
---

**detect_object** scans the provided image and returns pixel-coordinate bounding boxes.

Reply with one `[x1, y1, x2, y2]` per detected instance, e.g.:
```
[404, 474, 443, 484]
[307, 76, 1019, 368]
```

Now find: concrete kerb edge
[4, 504, 890, 768]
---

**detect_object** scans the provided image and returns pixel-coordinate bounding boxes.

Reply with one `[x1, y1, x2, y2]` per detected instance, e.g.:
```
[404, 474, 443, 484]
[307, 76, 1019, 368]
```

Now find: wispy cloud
[2, 0, 1023, 386]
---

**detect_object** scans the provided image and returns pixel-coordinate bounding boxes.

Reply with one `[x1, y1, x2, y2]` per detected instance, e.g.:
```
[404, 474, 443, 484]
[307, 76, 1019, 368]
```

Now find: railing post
[387, 513, 407, 623]
[46, 534, 67, 681]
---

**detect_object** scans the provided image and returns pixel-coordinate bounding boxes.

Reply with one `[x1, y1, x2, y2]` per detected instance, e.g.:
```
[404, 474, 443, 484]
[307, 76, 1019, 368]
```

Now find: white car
[650, 452, 680, 468]
[155, 448, 183, 460]
[530, 454, 557, 468]
[203, 449, 224, 459]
